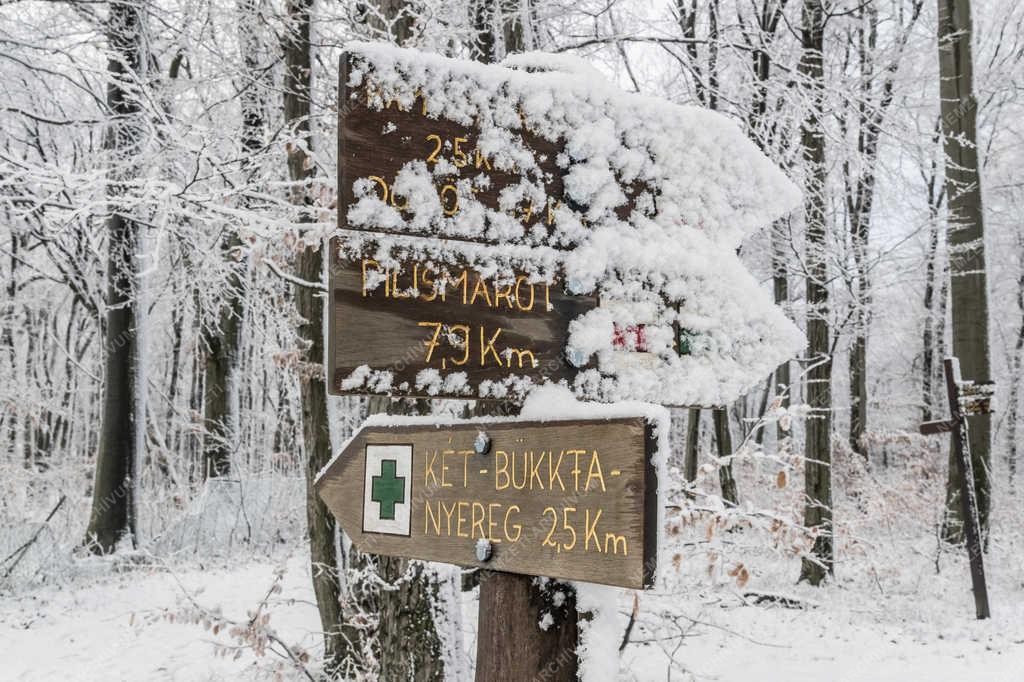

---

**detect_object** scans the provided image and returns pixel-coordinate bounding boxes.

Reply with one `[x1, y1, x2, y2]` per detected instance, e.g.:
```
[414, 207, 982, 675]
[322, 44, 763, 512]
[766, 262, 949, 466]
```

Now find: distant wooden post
[919, 357, 992, 619]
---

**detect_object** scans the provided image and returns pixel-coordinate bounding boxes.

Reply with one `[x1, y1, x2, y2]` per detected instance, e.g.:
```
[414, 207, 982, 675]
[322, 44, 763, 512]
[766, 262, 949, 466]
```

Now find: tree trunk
[936, 0, 992, 542]
[684, 408, 700, 483]
[1, 228, 16, 458]
[712, 408, 738, 506]
[166, 281, 185, 451]
[844, 2, 921, 460]
[201, 0, 263, 479]
[848, 329, 868, 457]
[1007, 251, 1024, 492]
[798, 0, 833, 586]
[201, 230, 245, 478]
[470, 0, 496, 62]
[84, 0, 145, 554]
[377, 556, 447, 681]
[772, 220, 791, 442]
[283, 0, 352, 672]
[921, 119, 946, 424]
[362, 0, 415, 43]
[476, 572, 579, 682]
[743, 2, 790, 446]
[921, 214, 942, 421]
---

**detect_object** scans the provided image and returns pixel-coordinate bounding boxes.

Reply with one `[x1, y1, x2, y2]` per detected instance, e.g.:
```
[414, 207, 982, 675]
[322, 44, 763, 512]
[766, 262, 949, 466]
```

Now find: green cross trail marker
[371, 459, 405, 520]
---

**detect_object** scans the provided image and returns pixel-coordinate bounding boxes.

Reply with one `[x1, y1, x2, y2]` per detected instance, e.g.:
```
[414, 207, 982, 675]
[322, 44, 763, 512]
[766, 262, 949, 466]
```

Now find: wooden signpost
[324, 44, 796, 680]
[326, 48, 642, 681]
[919, 356, 993, 620]
[316, 416, 658, 589]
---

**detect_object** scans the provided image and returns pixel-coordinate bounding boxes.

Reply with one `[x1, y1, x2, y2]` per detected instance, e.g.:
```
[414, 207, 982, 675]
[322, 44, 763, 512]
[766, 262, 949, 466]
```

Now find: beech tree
[198, 0, 266, 480]
[84, 0, 147, 554]
[281, 0, 351, 670]
[936, 0, 993, 541]
[842, 1, 922, 459]
[798, 0, 832, 586]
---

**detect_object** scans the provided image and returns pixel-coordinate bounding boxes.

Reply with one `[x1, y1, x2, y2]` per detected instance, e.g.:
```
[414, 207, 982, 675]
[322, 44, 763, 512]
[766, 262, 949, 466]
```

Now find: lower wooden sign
[316, 416, 658, 589]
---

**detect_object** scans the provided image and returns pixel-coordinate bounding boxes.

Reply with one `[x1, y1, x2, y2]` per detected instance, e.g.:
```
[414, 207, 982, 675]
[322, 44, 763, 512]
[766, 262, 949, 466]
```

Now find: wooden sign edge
[315, 415, 659, 590]
[641, 419, 657, 589]
[328, 54, 350, 407]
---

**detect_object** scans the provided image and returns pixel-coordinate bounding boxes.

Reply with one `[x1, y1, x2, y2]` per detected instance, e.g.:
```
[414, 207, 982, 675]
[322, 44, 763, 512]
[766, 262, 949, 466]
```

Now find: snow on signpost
[328, 43, 803, 407]
[323, 43, 804, 680]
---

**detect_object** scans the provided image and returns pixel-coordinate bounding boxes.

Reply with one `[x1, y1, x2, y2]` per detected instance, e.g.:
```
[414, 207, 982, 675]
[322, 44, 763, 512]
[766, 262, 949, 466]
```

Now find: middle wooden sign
[329, 252, 597, 399]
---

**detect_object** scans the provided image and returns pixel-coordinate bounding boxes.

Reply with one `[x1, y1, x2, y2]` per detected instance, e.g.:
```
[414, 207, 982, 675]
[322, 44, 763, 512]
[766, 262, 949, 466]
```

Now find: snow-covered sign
[316, 415, 658, 589]
[329, 253, 595, 399]
[331, 43, 803, 406]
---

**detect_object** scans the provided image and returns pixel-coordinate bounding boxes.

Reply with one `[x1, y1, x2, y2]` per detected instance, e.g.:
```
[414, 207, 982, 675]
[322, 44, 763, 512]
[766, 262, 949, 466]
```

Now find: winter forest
[1, 0, 1023, 679]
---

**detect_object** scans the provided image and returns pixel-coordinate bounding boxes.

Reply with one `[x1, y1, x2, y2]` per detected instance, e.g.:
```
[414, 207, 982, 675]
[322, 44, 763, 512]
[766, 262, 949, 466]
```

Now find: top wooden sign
[337, 51, 643, 250]
[330, 44, 806, 408]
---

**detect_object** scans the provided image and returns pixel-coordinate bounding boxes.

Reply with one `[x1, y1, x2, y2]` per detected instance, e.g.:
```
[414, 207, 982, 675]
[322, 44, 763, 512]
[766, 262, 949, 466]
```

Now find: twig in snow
[0, 495, 66, 581]
[619, 592, 639, 651]
[263, 258, 326, 291]
[741, 591, 816, 610]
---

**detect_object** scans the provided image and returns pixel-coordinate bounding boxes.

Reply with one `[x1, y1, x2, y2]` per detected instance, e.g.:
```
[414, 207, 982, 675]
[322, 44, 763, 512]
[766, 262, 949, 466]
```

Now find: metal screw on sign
[919, 356, 992, 620]
[564, 348, 586, 368]
[475, 539, 493, 562]
[473, 431, 491, 456]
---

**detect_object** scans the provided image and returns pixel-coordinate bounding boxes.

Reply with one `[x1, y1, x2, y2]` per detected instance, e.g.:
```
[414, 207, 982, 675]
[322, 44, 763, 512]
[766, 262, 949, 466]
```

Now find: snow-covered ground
[2, 429, 1021, 681]
[1, 545, 1021, 681]
[622, 574, 1024, 681]
[0, 555, 323, 681]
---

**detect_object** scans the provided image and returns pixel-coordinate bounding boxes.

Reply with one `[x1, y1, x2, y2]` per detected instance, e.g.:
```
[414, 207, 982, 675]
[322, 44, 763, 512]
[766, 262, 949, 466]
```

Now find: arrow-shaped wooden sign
[316, 416, 658, 589]
[329, 45, 804, 407]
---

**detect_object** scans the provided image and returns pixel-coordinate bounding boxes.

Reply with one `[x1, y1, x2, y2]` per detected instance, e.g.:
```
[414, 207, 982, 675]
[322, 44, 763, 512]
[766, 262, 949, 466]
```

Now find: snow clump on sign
[339, 43, 803, 406]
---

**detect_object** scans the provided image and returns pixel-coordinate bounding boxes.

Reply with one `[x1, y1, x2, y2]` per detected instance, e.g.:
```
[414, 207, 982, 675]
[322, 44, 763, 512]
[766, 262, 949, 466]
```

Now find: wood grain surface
[328, 255, 596, 399]
[336, 52, 643, 248]
[316, 417, 658, 589]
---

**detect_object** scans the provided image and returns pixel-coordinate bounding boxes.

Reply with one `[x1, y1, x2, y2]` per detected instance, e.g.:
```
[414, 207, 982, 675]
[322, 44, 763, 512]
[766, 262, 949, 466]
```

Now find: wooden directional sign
[330, 50, 602, 400]
[919, 357, 991, 620]
[337, 67, 568, 245]
[335, 52, 641, 248]
[316, 417, 658, 589]
[329, 46, 805, 409]
[328, 254, 596, 398]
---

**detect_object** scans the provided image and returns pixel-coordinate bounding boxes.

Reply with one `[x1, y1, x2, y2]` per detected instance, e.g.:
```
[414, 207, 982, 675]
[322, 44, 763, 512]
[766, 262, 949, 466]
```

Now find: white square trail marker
[362, 444, 413, 536]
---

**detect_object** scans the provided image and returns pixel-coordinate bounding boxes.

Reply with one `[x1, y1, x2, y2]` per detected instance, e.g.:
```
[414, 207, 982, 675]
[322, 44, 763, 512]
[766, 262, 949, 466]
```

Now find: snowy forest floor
[3, 444, 1024, 680]
[1, 539, 1022, 681]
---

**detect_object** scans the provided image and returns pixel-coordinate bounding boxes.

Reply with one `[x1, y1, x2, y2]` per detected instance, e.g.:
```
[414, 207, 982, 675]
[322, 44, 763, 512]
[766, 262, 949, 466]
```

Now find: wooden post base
[475, 571, 579, 681]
